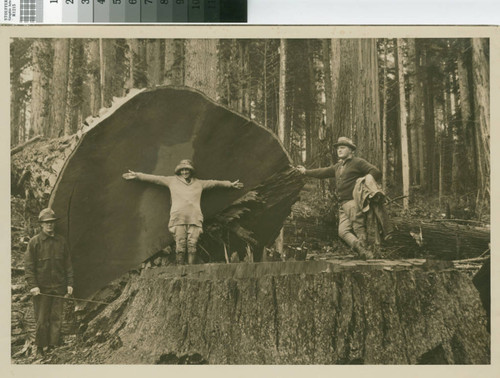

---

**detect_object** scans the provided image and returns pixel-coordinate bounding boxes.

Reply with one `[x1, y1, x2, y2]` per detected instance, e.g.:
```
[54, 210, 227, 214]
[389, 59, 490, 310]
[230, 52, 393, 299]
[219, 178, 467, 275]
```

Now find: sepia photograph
[4, 26, 496, 368]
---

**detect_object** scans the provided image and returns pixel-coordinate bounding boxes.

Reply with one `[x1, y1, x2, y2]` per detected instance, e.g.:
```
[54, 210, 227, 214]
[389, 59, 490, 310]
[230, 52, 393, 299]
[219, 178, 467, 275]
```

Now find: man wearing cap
[25, 208, 74, 357]
[297, 137, 381, 259]
[123, 159, 244, 265]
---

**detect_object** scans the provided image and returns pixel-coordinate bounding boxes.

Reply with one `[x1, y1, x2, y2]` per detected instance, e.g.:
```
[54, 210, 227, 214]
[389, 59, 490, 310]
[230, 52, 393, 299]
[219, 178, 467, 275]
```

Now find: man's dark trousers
[33, 287, 66, 347]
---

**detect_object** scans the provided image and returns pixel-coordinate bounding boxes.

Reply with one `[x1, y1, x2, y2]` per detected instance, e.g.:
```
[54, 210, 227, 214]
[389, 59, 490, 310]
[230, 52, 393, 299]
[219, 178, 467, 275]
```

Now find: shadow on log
[48, 86, 304, 298]
[81, 261, 490, 364]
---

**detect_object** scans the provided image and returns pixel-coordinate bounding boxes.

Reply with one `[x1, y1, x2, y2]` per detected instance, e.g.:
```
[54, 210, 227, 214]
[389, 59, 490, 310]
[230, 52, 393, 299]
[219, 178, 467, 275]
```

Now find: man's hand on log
[231, 180, 244, 189]
[67, 286, 73, 295]
[30, 287, 40, 296]
[122, 170, 138, 180]
[296, 165, 306, 175]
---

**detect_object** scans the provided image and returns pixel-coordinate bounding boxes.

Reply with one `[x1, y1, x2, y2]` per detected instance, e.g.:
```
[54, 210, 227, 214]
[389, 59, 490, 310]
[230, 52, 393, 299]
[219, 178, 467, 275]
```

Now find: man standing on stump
[25, 208, 74, 357]
[297, 137, 384, 259]
[123, 159, 244, 265]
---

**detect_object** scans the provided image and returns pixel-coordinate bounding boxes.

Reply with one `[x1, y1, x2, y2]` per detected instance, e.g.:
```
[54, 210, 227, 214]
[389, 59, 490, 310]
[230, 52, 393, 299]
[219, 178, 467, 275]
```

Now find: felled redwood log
[390, 217, 490, 260]
[81, 261, 490, 364]
[49, 86, 304, 298]
[11, 135, 79, 207]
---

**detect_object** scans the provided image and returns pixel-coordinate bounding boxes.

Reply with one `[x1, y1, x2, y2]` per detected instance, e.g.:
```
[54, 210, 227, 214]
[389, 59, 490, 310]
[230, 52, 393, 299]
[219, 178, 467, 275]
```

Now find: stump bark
[82, 261, 489, 364]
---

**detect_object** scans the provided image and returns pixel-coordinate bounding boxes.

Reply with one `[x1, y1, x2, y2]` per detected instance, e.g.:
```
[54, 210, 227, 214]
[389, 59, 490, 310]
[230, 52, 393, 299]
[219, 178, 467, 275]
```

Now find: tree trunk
[415, 40, 427, 190]
[87, 39, 102, 116]
[390, 217, 490, 260]
[99, 39, 105, 107]
[80, 261, 490, 364]
[63, 39, 85, 135]
[396, 39, 410, 210]
[407, 39, 421, 186]
[456, 40, 476, 194]
[30, 40, 51, 137]
[242, 41, 251, 116]
[471, 38, 490, 215]
[184, 39, 218, 100]
[446, 70, 454, 197]
[381, 39, 389, 191]
[329, 39, 341, 147]
[125, 39, 138, 90]
[278, 39, 287, 145]
[47, 39, 70, 138]
[263, 40, 268, 128]
[331, 40, 381, 165]
[10, 39, 31, 146]
[146, 39, 163, 86]
[306, 40, 318, 165]
[275, 38, 288, 255]
[421, 44, 436, 192]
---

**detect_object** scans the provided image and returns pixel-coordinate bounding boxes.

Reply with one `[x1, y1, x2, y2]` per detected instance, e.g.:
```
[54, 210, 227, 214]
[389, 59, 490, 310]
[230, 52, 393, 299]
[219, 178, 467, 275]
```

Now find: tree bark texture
[184, 39, 218, 100]
[471, 38, 490, 210]
[278, 39, 287, 146]
[396, 39, 410, 210]
[146, 39, 163, 86]
[420, 45, 436, 192]
[415, 40, 427, 190]
[29, 40, 51, 138]
[86, 39, 102, 117]
[332, 39, 381, 166]
[82, 261, 490, 364]
[456, 41, 476, 193]
[406, 39, 423, 186]
[381, 39, 388, 192]
[49, 86, 303, 298]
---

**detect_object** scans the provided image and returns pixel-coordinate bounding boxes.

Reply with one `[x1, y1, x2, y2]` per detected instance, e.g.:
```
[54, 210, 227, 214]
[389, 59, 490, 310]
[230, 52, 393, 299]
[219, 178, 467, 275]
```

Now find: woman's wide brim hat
[174, 159, 195, 174]
[333, 137, 356, 150]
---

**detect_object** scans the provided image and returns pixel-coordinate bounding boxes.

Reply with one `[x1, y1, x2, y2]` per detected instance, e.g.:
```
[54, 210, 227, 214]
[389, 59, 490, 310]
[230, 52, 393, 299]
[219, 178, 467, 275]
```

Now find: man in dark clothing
[25, 208, 73, 357]
[297, 137, 381, 258]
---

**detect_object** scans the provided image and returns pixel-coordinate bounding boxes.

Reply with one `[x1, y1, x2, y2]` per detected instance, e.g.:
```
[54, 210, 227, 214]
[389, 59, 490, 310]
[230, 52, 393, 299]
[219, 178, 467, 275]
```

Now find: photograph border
[1, 24, 498, 377]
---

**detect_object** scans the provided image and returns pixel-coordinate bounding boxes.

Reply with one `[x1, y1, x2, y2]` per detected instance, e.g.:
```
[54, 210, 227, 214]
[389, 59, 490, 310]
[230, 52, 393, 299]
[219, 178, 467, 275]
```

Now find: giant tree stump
[82, 261, 489, 364]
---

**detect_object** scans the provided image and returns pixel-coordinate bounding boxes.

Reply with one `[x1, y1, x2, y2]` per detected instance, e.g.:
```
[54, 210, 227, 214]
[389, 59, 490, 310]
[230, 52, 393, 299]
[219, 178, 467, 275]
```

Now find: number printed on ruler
[44, 0, 63, 22]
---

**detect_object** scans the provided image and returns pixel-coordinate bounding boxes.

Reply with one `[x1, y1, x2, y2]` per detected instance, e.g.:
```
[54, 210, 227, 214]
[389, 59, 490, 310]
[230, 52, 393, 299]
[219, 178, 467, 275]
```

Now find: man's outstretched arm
[122, 170, 170, 187]
[296, 165, 336, 179]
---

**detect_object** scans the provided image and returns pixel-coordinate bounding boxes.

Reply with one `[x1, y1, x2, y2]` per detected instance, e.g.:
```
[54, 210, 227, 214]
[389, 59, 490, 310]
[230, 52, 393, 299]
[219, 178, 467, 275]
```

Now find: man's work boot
[187, 253, 197, 265]
[358, 238, 368, 248]
[34, 346, 45, 358]
[176, 252, 185, 265]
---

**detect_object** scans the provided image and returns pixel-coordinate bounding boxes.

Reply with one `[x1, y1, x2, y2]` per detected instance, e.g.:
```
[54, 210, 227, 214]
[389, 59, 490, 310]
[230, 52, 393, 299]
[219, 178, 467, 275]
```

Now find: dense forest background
[10, 38, 490, 220]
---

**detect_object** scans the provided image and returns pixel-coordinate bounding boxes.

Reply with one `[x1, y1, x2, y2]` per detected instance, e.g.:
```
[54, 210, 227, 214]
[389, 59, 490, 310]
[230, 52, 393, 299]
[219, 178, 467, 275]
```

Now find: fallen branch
[12, 267, 25, 275]
[386, 195, 409, 205]
[11, 136, 43, 156]
[223, 242, 229, 264]
[391, 217, 490, 259]
[452, 256, 490, 264]
[479, 248, 491, 258]
[431, 219, 489, 227]
[198, 244, 212, 259]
